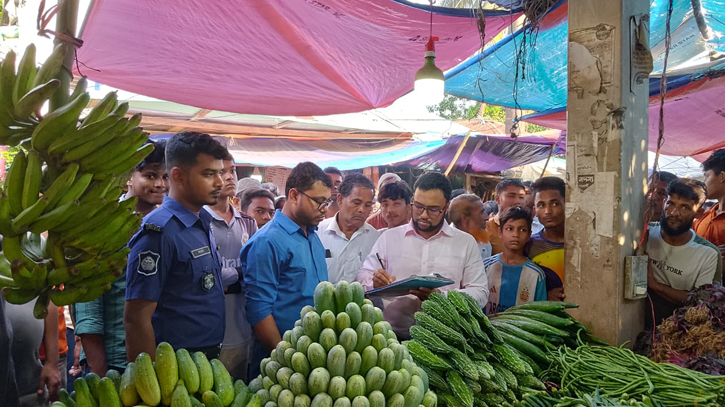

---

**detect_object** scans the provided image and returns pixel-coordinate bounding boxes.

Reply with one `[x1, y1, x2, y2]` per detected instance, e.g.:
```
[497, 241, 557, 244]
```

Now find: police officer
[124, 131, 229, 361]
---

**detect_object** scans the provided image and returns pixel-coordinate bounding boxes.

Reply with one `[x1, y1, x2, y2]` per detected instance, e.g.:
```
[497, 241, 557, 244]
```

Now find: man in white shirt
[319, 174, 380, 284]
[645, 178, 722, 328]
[357, 172, 489, 338]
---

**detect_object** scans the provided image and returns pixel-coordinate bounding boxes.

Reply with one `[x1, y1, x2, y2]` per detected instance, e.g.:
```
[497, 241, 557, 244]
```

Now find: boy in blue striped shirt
[484, 206, 547, 314]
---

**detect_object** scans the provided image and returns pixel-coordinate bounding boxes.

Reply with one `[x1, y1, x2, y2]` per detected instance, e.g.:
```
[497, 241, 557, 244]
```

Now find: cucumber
[354, 322, 373, 354]
[334, 281, 353, 312]
[105, 369, 122, 392]
[289, 372, 308, 396]
[303, 311, 323, 342]
[291, 327, 305, 347]
[381, 370, 402, 398]
[285, 348, 298, 369]
[119, 362, 139, 407]
[321, 310, 337, 331]
[202, 390, 224, 407]
[135, 352, 161, 406]
[265, 361, 282, 384]
[276, 341, 293, 366]
[344, 304, 362, 330]
[345, 375, 366, 399]
[368, 390, 385, 407]
[193, 351, 215, 393]
[421, 391, 437, 407]
[249, 376, 264, 393]
[156, 342, 179, 406]
[311, 393, 333, 407]
[320, 328, 338, 353]
[507, 301, 579, 312]
[371, 334, 387, 352]
[365, 366, 386, 393]
[359, 346, 378, 376]
[171, 379, 193, 407]
[350, 283, 365, 306]
[497, 309, 573, 328]
[248, 394, 264, 407]
[386, 393, 404, 407]
[338, 328, 358, 355]
[327, 345, 347, 378]
[351, 396, 369, 407]
[297, 336, 313, 355]
[344, 351, 361, 379]
[328, 376, 347, 400]
[402, 386, 424, 407]
[301, 305, 316, 320]
[74, 378, 98, 407]
[314, 282, 336, 314]
[84, 372, 101, 402]
[333, 397, 351, 407]
[308, 343, 327, 369]
[335, 312, 351, 334]
[308, 367, 331, 396]
[294, 395, 311, 407]
[232, 380, 251, 407]
[278, 389, 295, 407]
[98, 377, 121, 407]
[360, 304, 376, 326]
[276, 367, 294, 389]
[292, 352, 312, 377]
[59, 389, 77, 407]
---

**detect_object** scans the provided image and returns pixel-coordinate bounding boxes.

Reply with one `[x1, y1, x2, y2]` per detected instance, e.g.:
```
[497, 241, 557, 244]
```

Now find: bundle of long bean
[506, 388, 666, 407]
[543, 344, 725, 407]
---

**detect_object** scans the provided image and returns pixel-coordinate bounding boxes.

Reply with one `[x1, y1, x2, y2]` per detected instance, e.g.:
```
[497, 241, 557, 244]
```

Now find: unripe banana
[66, 207, 135, 252]
[29, 200, 79, 234]
[21, 151, 43, 210]
[92, 142, 155, 180]
[81, 91, 117, 128]
[47, 266, 80, 287]
[0, 275, 16, 289]
[52, 198, 106, 233]
[33, 288, 51, 319]
[50, 284, 89, 306]
[4, 150, 27, 215]
[0, 194, 14, 237]
[60, 200, 119, 242]
[10, 260, 34, 288]
[113, 101, 130, 117]
[42, 163, 79, 210]
[55, 173, 94, 208]
[82, 128, 148, 173]
[11, 197, 50, 235]
[31, 92, 90, 151]
[0, 253, 11, 277]
[74, 281, 113, 303]
[29, 261, 49, 291]
[0, 235, 34, 267]
[1, 286, 39, 305]
[14, 79, 61, 119]
[48, 113, 120, 155]
[69, 76, 88, 102]
[63, 116, 130, 162]
[0, 50, 17, 126]
[13, 43, 37, 105]
[33, 43, 68, 88]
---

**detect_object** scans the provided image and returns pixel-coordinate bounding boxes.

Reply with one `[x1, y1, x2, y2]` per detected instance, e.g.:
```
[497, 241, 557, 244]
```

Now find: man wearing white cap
[367, 173, 401, 230]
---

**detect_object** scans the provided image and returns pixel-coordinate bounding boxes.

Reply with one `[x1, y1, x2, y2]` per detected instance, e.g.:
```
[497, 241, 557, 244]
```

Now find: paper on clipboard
[365, 273, 454, 297]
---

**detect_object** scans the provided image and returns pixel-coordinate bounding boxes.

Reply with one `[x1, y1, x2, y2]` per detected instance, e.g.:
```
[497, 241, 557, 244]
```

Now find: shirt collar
[204, 204, 242, 222]
[403, 219, 454, 239]
[274, 210, 318, 236]
[325, 215, 375, 237]
[163, 195, 210, 228]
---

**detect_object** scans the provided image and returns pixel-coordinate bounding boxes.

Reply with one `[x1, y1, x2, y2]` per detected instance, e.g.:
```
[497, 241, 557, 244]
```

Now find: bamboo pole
[444, 131, 472, 177]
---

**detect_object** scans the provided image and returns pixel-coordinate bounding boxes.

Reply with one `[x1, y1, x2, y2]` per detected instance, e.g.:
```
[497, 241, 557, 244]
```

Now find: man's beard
[413, 217, 445, 233]
[660, 212, 693, 236]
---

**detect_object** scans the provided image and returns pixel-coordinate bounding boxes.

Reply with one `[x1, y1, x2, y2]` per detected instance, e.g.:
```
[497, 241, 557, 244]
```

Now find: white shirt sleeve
[451, 238, 489, 307]
[357, 232, 386, 290]
[695, 249, 719, 288]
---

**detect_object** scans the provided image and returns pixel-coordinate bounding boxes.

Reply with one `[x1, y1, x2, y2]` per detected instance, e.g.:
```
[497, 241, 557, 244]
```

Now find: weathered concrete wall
[565, 0, 651, 345]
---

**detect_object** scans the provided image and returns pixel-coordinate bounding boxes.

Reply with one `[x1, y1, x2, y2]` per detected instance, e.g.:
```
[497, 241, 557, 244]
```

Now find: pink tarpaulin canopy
[521, 75, 725, 161]
[75, 1, 518, 116]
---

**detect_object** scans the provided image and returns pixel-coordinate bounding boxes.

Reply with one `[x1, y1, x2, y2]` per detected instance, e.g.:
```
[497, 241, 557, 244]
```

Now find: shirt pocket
[432, 255, 464, 281]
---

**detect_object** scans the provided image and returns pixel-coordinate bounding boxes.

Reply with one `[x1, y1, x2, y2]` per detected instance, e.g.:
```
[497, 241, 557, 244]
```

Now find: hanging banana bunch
[0, 43, 154, 316]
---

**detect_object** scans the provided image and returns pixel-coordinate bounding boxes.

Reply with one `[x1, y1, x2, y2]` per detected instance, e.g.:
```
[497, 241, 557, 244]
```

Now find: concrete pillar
[565, 0, 651, 345]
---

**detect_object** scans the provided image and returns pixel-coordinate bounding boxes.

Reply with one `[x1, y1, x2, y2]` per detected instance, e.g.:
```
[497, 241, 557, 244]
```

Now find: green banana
[0, 50, 17, 126]
[113, 101, 130, 117]
[0, 275, 16, 289]
[31, 92, 90, 151]
[55, 173, 94, 207]
[0, 253, 11, 277]
[42, 163, 79, 209]
[29, 261, 48, 290]
[11, 197, 50, 234]
[33, 43, 68, 88]
[103, 186, 124, 202]
[69, 76, 88, 102]
[74, 281, 113, 303]
[28, 200, 79, 234]
[14, 79, 61, 119]
[13, 43, 37, 105]
[100, 213, 143, 254]
[53, 198, 106, 233]
[50, 284, 89, 306]
[81, 127, 148, 172]
[3, 124, 36, 147]
[0, 194, 14, 237]
[47, 266, 80, 287]
[33, 288, 51, 318]
[79, 178, 116, 204]
[4, 150, 27, 215]
[48, 114, 121, 155]
[0, 235, 33, 267]
[63, 116, 131, 162]
[94, 142, 155, 179]
[22, 151, 43, 210]
[81, 91, 117, 128]
[69, 247, 131, 283]
[125, 112, 142, 128]
[60, 200, 120, 243]
[67, 208, 136, 252]
[10, 260, 34, 288]
[1, 286, 39, 305]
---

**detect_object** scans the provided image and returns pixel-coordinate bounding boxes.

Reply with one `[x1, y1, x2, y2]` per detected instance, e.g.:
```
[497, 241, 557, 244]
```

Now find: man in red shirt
[694, 149, 725, 261]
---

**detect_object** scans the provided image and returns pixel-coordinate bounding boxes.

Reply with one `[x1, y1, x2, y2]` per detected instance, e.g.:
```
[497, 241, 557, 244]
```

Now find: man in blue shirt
[242, 162, 332, 377]
[124, 131, 229, 361]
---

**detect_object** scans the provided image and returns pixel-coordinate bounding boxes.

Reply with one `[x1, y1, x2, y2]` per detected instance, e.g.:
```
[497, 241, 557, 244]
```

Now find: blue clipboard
[365, 274, 454, 297]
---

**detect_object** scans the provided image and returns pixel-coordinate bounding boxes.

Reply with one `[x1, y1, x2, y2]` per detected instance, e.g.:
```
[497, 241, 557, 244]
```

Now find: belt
[185, 344, 222, 360]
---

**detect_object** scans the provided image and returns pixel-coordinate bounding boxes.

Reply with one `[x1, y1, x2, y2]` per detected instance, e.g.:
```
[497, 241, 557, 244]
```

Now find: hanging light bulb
[414, 37, 444, 105]
[414, 0, 444, 105]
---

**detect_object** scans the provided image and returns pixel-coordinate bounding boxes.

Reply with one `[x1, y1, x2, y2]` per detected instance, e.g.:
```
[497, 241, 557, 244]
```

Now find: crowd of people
[1, 131, 724, 406]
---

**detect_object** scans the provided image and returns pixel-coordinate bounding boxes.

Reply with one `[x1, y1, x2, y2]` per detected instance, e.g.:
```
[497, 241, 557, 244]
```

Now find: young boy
[484, 206, 547, 314]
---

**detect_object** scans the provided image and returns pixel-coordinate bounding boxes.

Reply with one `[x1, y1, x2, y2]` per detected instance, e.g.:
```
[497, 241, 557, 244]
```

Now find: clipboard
[365, 274, 454, 297]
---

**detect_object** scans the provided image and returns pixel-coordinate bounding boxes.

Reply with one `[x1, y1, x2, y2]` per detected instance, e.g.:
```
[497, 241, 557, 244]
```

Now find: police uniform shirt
[126, 195, 225, 350]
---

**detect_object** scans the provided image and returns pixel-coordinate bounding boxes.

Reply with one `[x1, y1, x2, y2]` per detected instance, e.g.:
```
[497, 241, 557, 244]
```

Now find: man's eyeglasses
[411, 202, 445, 216]
[297, 189, 334, 211]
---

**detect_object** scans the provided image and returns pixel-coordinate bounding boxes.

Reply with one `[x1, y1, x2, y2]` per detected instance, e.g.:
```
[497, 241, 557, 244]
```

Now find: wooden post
[444, 131, 472, 177]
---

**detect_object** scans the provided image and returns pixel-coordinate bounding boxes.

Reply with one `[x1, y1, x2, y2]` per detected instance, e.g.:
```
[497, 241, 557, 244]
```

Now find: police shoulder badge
[137, 250, 160, 276]
[202, 272, 215, 291]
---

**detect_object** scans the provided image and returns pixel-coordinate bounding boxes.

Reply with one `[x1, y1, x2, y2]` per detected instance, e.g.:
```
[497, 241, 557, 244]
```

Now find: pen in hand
[373, 253, 395, 288]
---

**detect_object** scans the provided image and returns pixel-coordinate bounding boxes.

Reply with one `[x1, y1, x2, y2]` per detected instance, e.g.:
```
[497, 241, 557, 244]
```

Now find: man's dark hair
[451, 189, 470, 200]
[413, 172, 452, 202]
[323, 167, 344, 178]
[651, 170, 677, 184]
[275, 196, 286, 210]
[379, 180, 413, 205]
[702, 149, 725, 175]
[532, 176, 566, 199]
[667, 178, 708, 208]
[286, 162, 333, 196]
[240, 188, 275, 212]
[338, 173, 375, 198]
[166, 131, 229, 168]
[498, 206, 533, 232]
[522, 181, 532, 188]
[136, 139, 166, 172]
[483, 200, 498, 216]
[261, 182, 279, 197]
[495, 179, 525, 195]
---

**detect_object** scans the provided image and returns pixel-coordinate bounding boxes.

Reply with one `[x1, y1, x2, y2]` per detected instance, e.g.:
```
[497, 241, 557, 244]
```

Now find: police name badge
[191, 246, 211, 258]
[202, 272, 215, 291]
[137, 251, 160, 276]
